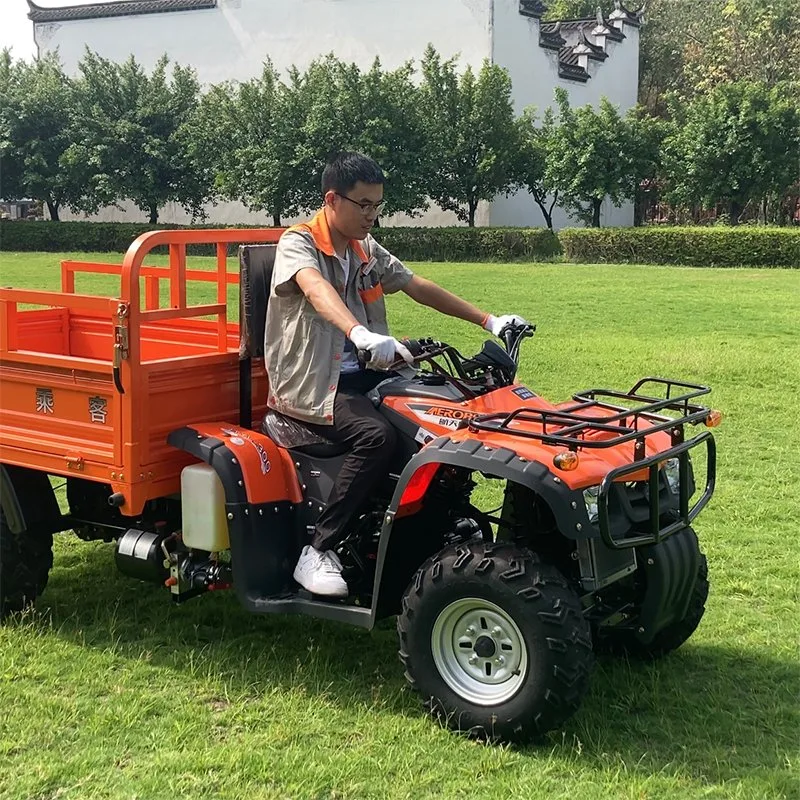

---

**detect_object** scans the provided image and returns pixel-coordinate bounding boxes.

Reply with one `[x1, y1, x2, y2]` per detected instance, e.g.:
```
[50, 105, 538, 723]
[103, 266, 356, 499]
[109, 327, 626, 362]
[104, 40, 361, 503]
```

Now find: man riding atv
[265, 152, 528, 596]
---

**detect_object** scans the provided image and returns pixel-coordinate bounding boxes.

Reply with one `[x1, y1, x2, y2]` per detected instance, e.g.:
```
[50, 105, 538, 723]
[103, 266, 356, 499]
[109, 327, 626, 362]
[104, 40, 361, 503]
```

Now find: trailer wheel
[0, 511, 54, 617]
[397, 542, 594, 742]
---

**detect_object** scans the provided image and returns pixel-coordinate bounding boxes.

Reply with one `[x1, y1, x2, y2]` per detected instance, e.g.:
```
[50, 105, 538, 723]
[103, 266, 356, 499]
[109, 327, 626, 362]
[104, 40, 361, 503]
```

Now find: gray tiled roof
[519, 0, 548, 19]
[27, 0, 216, 23]
[539, 22, 566, 51]
[574, 31, 608, 60]
[558, 62, 589, 83]
[609, 1, 644, 27]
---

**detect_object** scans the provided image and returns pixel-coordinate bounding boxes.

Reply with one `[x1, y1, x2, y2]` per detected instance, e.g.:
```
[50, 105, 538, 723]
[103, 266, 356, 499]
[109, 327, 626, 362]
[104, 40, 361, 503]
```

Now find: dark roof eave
[558, 65, 590, 83]
[518, 0, 549, 20]
[618, 2, 645, 25]
[539, 37, 565, 51]
[27, 0, 217, 24]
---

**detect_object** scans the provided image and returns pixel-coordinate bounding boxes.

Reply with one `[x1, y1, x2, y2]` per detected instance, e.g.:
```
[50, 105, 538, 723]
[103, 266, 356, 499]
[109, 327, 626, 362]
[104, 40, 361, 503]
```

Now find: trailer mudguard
[369, 437, 589, 620]
[0, 464, 63, 535]
[167, 423, 303, 604]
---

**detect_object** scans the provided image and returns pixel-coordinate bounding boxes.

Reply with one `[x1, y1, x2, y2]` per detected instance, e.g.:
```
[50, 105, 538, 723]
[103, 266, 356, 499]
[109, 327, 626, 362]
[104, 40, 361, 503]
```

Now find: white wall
[36, 0, 492, 85]
[43, 0, 492, 226]
[491, 0, 639, 228]
[38, 0, 640, 228]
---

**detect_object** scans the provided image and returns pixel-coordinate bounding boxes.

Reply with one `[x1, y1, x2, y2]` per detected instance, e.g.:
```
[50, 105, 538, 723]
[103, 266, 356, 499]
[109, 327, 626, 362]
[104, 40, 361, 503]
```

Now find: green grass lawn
[0, 250, 798, 799]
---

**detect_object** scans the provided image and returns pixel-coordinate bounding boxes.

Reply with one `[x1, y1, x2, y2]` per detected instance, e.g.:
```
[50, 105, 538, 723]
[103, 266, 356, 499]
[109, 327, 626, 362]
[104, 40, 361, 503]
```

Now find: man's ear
[323, 190, 337, 207]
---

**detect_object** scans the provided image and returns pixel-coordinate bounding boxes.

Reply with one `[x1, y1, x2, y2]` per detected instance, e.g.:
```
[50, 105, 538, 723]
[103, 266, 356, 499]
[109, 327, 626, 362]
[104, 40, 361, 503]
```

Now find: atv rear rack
[468, 378, 718, 550]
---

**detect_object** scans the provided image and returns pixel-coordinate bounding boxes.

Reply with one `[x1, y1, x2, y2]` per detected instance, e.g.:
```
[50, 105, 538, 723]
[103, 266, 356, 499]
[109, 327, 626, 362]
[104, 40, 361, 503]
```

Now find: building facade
[29, 0, 644, 228]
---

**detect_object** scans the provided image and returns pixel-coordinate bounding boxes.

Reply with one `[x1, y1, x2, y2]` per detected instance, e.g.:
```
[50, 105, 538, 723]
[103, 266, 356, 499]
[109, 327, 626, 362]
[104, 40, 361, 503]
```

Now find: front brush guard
[597, 432, 716, 550]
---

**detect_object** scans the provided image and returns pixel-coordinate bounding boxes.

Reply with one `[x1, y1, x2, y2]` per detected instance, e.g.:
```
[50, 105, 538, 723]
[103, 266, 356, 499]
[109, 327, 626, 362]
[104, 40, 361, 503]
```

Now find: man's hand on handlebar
[482, 313, 530, 338]
[349, 324, 414, 371]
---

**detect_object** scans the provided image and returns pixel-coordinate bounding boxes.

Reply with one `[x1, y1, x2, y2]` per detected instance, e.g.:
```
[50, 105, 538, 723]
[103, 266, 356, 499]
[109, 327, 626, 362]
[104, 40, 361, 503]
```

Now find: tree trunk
[272, 213, 281, 226]
[533, 201, 553, 231]
[729, 201, 742, 226]
[149, 205, 159, 225]
[468, 200, 477, 227]
[545, 191, 560, 231]
[531, 189, 554, 231]
[46, 201, 60, 222]
[591, 198, 602, 228]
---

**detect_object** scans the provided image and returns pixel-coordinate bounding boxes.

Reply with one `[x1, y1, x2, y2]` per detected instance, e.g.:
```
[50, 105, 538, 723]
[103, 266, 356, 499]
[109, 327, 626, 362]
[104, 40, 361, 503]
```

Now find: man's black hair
[322, 151, 384, 195]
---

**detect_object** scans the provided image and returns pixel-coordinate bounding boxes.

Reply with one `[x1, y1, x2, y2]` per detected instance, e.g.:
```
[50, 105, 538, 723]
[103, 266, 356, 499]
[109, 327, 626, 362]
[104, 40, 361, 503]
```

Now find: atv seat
[239, 243, 345, 457]
[261, 409, 349, 458]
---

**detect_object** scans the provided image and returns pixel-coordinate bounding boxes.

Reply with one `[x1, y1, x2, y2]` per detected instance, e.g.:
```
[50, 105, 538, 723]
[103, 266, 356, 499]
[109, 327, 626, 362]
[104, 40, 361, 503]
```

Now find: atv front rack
[468, 378, 718, 550]
[467, 377, 713, 451]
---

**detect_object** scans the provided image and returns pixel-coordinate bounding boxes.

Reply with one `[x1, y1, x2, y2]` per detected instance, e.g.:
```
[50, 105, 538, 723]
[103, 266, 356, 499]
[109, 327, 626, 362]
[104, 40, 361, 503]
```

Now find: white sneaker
[292, 545, 348, 597]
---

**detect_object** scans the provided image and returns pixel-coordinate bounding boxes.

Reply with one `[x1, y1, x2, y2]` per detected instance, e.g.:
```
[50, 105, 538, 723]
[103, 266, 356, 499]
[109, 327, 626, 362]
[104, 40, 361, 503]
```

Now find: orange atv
[0, 229, 720, 742]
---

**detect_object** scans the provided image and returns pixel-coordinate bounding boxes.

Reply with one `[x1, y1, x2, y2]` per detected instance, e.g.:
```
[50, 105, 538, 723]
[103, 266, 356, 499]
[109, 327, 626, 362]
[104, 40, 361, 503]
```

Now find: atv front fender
[369, 437, 588, 619]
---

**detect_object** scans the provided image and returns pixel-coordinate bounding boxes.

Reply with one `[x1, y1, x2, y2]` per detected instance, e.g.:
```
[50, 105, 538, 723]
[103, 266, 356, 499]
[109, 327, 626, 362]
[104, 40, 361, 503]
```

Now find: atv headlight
[583, 485, 600, 523]
[663, 457, 680, 493]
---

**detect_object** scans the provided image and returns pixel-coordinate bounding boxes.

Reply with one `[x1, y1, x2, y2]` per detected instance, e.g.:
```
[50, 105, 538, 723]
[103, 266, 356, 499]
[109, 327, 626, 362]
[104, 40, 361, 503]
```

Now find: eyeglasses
[335, 193, 385, 215]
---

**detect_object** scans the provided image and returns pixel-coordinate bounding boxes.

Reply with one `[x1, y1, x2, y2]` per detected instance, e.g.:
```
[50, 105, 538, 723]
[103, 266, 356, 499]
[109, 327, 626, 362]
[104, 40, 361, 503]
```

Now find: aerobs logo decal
[220, 427, 271, 474]
[407, 403, 479, 430]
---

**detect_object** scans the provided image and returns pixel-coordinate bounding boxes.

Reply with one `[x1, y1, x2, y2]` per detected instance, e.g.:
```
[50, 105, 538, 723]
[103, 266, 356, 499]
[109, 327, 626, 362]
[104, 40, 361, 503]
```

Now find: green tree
[69, 51, 211, 224]
[640, 0, 800, 112]
[544, 0, 604, 21]
[194, 61, 300, 225]
[514, 106, 560, 230]
[289, 55, 429, 218]
[546, 88, 657, 227]
[0, 50, 88, 220]
[661, 80, 800, 224]
[419, 46, 518, 226]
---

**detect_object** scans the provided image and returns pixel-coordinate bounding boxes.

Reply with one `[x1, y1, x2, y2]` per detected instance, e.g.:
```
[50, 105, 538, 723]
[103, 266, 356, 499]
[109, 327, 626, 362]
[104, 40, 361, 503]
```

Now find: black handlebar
[355, 324, 536, 377]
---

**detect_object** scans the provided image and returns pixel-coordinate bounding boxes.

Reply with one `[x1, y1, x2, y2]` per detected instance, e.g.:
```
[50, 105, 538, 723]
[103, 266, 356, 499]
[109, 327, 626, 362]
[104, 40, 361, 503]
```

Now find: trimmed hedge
[0, 220, 562, 263]
[3, 220, 798, 267]
[0, 220, 221, 254]
[372, 226, 562, 262]
[559, 226, 800, 268]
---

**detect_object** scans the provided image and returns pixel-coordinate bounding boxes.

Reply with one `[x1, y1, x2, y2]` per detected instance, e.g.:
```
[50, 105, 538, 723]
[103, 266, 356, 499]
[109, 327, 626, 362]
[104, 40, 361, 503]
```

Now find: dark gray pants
[303, 370, 397, 551]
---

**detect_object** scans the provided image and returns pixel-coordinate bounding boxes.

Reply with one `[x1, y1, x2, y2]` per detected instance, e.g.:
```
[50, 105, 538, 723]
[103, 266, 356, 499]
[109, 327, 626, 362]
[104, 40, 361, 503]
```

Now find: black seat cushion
[261, 409, 349, 458]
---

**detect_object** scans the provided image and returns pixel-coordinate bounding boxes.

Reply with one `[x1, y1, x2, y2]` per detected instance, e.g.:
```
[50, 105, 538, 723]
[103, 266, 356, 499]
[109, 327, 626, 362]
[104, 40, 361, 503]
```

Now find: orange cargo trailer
[0, 228, 280, 516]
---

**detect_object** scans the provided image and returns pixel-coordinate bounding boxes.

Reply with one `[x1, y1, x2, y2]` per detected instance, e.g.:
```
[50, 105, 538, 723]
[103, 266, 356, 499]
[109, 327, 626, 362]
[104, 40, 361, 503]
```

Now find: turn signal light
[553, 451, 579, 471]
[705, 409, 723, 428]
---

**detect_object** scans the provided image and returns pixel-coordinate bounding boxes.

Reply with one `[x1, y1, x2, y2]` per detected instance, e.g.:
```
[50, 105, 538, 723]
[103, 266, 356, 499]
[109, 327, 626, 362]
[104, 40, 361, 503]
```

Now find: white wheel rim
[431, 597, 528, 706]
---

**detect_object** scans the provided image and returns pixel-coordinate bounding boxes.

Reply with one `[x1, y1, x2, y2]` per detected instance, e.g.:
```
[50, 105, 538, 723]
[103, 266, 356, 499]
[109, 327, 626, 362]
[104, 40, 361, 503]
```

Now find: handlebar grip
[356, 348, 372, 367]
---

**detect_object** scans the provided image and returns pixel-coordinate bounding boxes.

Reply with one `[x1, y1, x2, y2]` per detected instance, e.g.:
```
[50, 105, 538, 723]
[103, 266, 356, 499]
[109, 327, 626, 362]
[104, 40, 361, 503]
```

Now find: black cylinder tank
[115, 529, 169, 583]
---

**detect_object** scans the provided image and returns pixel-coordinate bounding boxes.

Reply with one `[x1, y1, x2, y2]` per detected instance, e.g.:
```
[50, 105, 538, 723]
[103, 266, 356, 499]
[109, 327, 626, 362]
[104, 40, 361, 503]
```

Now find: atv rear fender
[167, 423, 303, 603]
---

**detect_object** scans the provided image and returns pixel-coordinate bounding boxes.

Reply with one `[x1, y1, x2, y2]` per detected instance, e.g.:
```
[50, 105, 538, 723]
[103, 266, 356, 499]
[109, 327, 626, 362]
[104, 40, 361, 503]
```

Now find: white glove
[483, 314, 530, 338]
[349, 325, 413, 371]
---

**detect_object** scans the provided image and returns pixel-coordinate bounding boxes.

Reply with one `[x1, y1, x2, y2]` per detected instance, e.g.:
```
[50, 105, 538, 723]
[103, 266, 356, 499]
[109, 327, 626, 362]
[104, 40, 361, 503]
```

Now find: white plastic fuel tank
[180, 463, 230, 551]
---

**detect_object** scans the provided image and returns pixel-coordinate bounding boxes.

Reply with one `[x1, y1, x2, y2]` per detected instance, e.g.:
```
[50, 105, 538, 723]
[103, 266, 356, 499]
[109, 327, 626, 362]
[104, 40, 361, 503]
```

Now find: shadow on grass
[28, 540, 799, 787]
[569, 646, 798, 788]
